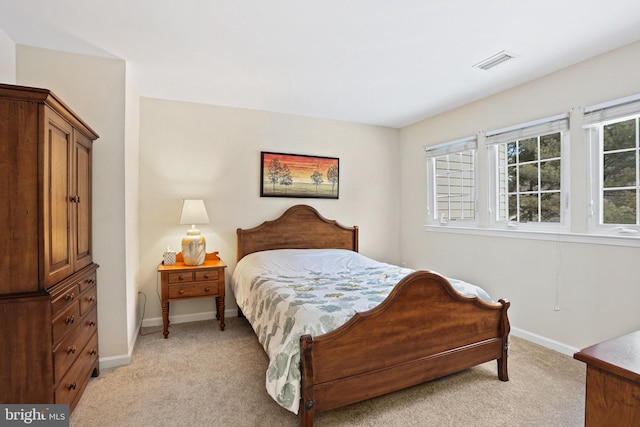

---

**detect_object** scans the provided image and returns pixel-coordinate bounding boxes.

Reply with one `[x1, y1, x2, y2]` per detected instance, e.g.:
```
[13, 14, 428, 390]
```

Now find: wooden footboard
[299, 270, 510, 427]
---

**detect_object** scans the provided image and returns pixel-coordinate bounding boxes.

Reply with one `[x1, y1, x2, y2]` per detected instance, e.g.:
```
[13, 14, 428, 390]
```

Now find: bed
[232, 204, 510, 426]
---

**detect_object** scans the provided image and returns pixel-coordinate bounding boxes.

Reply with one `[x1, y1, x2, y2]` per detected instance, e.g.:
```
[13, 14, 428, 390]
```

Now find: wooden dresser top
[574, 329, 640, 384]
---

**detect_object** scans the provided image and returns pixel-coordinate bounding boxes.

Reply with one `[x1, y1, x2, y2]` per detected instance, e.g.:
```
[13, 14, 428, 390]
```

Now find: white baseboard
[97, 317, 142, 371]
[98, 353, 132, 370]
[140, 308, 238, 328]
[97, 309, 237, 370]
[510, 326, 579, 357]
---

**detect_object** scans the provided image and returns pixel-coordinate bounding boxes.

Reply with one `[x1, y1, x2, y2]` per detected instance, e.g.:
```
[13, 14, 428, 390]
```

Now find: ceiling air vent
[473, 50, 519, 70]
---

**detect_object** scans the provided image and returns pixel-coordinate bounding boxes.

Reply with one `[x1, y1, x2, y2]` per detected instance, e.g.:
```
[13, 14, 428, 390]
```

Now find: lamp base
[181, 234, 206, 266]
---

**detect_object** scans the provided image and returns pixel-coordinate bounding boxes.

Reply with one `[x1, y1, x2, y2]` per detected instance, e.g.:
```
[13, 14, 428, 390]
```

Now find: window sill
[422, 224, 640, 248]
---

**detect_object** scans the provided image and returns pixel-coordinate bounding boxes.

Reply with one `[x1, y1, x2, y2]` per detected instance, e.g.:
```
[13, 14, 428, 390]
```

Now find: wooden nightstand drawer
[169, 282, 219, 299]
[196, 270, 218, 281]
[168, 272, 194, 283]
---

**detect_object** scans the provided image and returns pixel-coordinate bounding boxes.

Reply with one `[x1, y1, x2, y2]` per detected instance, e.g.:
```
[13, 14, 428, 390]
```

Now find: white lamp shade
[178, 199, 210, 225]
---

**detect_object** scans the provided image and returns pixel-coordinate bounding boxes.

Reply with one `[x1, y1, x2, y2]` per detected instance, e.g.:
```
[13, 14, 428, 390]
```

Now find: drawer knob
[204, 273, 210, 279]
[178, 289, 185, 295]
[178, 275, 185, 281]
[68, 382, 77, 391]
[90, 349, 97, 356]
[65, 293, 76, 302]
[65, 316, 75, 325]
[89, 321, 96, 327]
[67, 346, 76, 354]
[205, 287, 211, 292]
[87, 296, 96, 303]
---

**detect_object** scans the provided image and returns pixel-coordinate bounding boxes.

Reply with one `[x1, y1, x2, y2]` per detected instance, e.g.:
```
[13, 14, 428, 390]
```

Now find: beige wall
[138, 97, 401, 324]
[0, 27, 15, 83]
[400, 41, 640, 353]
[124, 66, 141, 352]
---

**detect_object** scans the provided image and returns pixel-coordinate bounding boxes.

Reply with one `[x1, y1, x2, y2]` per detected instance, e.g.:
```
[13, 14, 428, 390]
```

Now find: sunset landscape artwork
[261, 152, 339, 199]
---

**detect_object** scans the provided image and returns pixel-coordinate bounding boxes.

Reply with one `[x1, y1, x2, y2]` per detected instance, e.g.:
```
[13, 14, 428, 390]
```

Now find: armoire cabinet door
[43, 107, 74, 288]
[74, 132, 93, 271]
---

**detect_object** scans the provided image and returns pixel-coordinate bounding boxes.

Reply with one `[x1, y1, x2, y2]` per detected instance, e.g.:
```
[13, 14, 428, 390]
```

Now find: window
[584, 95, 640, 234]
[425, 137, 477, 225]
[486, 114, 569, 229]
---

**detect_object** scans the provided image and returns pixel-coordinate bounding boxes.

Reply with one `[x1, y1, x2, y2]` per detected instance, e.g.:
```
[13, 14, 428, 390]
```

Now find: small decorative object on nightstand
[178, 199, 210, 266]
[163, 246, 176, 265]
[158, 251, 226, 338]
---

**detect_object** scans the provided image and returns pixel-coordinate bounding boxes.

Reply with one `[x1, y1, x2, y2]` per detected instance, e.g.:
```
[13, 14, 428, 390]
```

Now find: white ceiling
[1, 1, 639, 128]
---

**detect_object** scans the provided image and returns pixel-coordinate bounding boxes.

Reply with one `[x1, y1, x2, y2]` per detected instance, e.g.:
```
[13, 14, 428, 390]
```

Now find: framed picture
[261, 151, 339, 199]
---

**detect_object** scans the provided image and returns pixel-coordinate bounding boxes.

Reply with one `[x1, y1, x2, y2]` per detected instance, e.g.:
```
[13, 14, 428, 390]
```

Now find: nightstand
[158, 251, 226, 338]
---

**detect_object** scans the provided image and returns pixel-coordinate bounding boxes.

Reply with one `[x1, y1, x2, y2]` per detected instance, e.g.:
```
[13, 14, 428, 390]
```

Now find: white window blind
[425, 136, 477, 224]
[583, 93, 640, 127]
[485, 113, 569, 146]
[424, 136, 476, 158]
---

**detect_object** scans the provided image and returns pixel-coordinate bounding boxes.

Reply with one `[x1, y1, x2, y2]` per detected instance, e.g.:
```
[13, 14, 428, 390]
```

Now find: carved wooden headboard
[236, 205, 359, 261]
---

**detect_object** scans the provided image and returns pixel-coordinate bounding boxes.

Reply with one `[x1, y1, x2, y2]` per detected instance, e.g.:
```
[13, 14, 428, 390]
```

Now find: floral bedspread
[230, 249, 492, 414]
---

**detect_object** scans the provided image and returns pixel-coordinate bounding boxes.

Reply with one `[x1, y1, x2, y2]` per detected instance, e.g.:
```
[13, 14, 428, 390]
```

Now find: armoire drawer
[54, 331, 98, 406]
[78, 272, 97, 293]
[79, 284, 97, 315]
[51, 283, 80, 315]
[52, 301, 81, 345]
[53, 306, 98, 383]
[51, 269, 96, 314]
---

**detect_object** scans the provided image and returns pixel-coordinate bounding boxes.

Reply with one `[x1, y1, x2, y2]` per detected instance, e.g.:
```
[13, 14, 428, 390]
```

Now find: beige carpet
[70, 317, 586, 426]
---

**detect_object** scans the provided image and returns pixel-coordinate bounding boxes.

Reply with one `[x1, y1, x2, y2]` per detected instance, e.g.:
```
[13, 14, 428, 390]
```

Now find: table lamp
[178, 199, 210, 265]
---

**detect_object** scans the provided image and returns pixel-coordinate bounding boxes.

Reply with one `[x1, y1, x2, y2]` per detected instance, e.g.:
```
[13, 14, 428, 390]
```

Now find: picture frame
[260, 151, 339, 199]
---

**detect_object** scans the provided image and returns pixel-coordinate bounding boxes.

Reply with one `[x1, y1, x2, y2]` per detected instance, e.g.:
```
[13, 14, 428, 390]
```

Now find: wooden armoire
[0, 83, 99, 411]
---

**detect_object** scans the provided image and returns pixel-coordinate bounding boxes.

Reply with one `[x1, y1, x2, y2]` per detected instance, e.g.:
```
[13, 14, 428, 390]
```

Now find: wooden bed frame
[236, 204, 510, 426]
